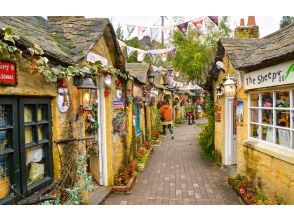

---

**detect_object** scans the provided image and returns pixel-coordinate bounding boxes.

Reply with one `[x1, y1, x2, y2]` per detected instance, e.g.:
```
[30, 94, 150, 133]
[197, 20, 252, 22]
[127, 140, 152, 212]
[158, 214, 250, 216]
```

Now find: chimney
[247, 16, 256, 26]
[240, 18, 245, 26]
[234, 16, 259, 38]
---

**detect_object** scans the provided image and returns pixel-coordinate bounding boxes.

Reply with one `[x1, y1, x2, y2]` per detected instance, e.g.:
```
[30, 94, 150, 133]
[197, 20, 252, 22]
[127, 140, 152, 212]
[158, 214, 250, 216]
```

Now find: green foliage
[279, 16, 294, 29]
[171, 16, 232, 85]
[198, 98, 215, 161]
[114, 161, 137, 186]
[0, 28, 22, 62]
[42, 197, 61, 205]
[115, 24, 125, 41]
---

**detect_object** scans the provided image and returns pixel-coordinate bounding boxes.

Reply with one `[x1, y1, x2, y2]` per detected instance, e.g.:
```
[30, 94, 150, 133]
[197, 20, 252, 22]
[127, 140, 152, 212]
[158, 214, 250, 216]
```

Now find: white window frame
[248, 89, 294, 151]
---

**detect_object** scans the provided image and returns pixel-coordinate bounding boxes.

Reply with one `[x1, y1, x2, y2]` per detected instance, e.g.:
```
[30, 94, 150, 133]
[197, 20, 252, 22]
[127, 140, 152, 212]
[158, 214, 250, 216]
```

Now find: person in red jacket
[159, 100, 174, 139]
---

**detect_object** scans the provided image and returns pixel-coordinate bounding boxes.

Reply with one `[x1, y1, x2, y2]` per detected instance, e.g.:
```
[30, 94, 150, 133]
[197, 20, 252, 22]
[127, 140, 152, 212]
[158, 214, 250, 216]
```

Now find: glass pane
[262, 109, 273, 125]
[26, 146, 45, 186]
[24, 105, 34, 123]
[276, 91, 290, 108]
[25, 127, 34, 144]
[0, 105, 10, 126]
[37, 105, 47, 121]
[250, 124, 259, 138]
[261, 92, 273, 108]
[250, 94, 259, 107]
[0, 130, 10, 150]
[0, 154, 10, 199]
[37, 125, 46, 141]
[276, 129, 290, 148]
[261, 126, 273, 142]
[276, 110, 290, 128]
[250, 109, 259, 123]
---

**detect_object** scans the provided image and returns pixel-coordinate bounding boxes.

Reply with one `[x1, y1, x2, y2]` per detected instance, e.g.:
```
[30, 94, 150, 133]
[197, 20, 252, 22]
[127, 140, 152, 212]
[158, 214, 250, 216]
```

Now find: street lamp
[76, 73, 98, 111]
[223, 76, 236, 98]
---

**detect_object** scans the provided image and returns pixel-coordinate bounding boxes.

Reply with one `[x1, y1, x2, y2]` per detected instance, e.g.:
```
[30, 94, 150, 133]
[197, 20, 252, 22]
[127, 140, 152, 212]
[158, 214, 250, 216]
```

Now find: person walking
[185, 99, 195, 125]
[159, 100, 174, 139]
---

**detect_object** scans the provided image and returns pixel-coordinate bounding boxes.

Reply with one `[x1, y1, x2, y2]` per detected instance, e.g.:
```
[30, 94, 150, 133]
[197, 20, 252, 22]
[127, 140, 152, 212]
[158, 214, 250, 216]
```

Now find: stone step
[89, 185, 112, 205]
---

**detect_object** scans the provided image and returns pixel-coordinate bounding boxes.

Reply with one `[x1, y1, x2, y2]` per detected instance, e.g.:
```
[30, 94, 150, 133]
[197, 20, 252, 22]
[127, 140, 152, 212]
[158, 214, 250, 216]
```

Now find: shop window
[249, 90, 294, 150]
[0, 98, 53, 204]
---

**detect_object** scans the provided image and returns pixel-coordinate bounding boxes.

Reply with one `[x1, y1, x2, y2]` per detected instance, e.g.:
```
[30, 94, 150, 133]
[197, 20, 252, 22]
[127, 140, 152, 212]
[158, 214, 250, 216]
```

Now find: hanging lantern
[76, 73, 97, 111]
[223, 76, 236, 98]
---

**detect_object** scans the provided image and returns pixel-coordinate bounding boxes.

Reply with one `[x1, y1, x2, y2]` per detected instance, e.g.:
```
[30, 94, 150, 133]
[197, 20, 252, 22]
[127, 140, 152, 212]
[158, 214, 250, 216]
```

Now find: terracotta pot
[0, 178, 10, 199]
[81, 189, 90, 204]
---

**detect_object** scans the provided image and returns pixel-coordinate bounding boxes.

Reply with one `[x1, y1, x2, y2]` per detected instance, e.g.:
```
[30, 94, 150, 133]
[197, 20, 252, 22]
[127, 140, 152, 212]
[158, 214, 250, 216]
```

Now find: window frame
[0, 97, 53, 204]
[248, 89, 294, 150]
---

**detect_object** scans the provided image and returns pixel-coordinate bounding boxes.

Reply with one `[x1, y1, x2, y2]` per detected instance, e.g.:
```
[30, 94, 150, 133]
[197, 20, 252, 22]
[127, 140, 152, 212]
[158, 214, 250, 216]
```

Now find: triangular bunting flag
[138, 26, 147, 39]
[163, 26, 172, 35]
[126, 24, 136, 36]
[176, 22, 189, 34]
[208, 16, 219, 26]
[160, 53, 167, 62]
[127, 46, 136, 57]
[191, 18, 203, 28]
[137, 50, 146, 62]
[149, 27, 160, 42]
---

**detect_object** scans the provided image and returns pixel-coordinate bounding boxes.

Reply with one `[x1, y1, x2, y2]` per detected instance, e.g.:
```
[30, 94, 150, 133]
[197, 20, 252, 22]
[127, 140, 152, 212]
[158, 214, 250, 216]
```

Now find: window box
[112, 172, 137, 194]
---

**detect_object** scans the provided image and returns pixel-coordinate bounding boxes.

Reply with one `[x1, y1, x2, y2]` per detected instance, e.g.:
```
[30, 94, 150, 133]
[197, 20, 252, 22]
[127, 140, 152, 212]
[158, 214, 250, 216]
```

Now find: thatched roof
[216, 23, 294, 72]
[0, 16, 125, 72]
[126, 63, 151, 84]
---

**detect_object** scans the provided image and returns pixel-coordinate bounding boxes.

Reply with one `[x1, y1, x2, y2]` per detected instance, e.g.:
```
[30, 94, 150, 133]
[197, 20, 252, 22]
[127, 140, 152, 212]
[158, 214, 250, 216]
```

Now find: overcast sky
[104, 16, 282, 41]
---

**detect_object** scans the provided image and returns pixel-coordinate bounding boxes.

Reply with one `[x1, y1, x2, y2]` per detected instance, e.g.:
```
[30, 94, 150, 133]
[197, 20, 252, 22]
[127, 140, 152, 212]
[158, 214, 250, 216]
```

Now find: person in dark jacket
[159, 100, 174, 139]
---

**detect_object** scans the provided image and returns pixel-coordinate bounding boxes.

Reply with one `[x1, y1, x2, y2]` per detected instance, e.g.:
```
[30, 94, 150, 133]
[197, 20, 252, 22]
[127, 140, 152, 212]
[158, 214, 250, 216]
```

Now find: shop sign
[86, 52, 108, 66]
[0, 61, 17, 86]
[236, 101, 244, 126]
[244, 61, 294, 90]
[113, 100, 125, 109]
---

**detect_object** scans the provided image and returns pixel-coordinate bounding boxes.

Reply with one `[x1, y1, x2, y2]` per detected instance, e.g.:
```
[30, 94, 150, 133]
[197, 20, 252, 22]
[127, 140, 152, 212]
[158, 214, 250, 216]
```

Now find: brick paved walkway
[103, 120, 240, 205]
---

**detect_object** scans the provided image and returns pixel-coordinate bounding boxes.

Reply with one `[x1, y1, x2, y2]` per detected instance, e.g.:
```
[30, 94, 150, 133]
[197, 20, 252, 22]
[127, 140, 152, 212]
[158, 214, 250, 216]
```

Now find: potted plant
[0, 167, 10, 199]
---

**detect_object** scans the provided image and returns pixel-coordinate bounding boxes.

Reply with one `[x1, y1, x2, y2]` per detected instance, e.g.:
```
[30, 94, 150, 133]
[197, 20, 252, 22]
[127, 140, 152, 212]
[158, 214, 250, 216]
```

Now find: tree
[279, 16, 294, 29]
[171, 16, 232, 91]
[115, 24, 125, 41]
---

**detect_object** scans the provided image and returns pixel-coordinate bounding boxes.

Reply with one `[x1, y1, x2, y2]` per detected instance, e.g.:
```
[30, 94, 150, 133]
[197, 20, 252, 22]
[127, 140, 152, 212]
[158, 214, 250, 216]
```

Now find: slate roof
[216, 23, 294, 72]
[0, 16, 72, 64]
[0, 16, 125, 71]
[126, 63, 151, 84]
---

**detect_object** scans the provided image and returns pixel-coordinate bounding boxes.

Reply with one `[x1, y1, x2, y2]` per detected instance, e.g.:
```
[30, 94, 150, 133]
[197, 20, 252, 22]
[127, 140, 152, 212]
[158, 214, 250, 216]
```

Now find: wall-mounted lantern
[223, 76, 236, 98]
[76, 73, 98, 111]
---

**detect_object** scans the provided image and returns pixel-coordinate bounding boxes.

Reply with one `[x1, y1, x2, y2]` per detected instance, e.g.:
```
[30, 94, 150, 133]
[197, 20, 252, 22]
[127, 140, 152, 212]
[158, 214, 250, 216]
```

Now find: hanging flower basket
[57, 78, 68, 88]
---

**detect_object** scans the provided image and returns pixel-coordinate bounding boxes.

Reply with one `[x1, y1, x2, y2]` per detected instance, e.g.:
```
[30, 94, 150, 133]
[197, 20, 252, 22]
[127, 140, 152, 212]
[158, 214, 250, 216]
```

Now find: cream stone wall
[214, 53, 294, 203]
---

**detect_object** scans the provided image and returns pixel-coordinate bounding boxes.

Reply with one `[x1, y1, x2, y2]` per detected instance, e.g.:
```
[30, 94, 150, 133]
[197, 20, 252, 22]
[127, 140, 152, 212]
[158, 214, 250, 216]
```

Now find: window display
[26, 146, 45, 186]
[0, 131, 9, 150]
[0, 155, 10, 200]
[276, 91, 290, 108]
[249, 90, 294, 149]
[24, 105, 34, 123]
[0, 105, 9, 126]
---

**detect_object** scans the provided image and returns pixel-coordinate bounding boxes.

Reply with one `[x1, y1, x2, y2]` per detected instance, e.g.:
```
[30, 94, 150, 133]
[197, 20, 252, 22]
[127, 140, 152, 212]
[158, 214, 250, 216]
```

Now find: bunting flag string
[123, 16, 219, 40]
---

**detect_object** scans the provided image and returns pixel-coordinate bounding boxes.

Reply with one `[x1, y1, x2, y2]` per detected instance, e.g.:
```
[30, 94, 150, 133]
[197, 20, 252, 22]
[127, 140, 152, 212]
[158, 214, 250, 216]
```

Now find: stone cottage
[212, 18, 294, 203]
[0, 16, 129, 204]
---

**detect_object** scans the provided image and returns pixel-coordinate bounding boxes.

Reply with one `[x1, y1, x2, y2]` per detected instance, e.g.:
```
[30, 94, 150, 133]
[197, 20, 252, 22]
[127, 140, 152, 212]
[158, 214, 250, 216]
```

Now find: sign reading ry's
[244, 61, 294, 90]
[0, 61, 17, 86]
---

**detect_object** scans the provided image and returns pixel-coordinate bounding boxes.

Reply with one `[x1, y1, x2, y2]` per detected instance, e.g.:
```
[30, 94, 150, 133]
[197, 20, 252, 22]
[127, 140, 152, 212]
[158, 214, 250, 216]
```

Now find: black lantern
[76, 73, 98, 111]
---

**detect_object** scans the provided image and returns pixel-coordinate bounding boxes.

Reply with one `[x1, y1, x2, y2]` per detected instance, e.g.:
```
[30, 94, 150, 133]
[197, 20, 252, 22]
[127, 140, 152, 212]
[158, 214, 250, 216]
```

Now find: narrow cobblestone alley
[103, 120, 240, 205]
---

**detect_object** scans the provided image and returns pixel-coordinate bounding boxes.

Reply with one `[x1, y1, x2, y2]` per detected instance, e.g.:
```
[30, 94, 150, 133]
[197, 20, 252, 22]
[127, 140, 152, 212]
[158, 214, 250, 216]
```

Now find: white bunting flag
[137, 50, 146, 62]
[149, 27, 160, 42]
[127, 24, 136, 36]
[127, 46, 136, 57]
[138, 26, 147, 39]
[160, 53, 167, 62]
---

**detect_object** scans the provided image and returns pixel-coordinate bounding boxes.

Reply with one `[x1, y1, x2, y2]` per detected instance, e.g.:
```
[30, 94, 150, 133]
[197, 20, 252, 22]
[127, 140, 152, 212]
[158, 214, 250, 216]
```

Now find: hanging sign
[0, 61, 17, 86]
[244, 61, 294, 90]
[113, 100, 125, 109]
[236, 101, 244, 126]
[57, 88, 70, 113]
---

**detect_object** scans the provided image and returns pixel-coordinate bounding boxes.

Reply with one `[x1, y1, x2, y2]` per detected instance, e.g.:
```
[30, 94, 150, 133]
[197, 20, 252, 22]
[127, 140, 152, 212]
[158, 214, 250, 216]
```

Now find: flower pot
[0, 178, 10, 199]
[81, 189, 90, 204]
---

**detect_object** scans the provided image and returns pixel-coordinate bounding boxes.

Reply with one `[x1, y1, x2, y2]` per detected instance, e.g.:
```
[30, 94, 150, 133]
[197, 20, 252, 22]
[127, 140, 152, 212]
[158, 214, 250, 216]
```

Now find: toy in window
[277, 111, 290, 127]
[276, 92, 290, 108]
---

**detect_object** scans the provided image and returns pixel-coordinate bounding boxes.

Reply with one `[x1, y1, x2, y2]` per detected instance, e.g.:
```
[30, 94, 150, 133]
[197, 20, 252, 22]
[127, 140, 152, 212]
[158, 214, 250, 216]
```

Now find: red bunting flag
[176, 22, 189, 34]
[191, 18, 203, 28]
[208, 16, 219, 26]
